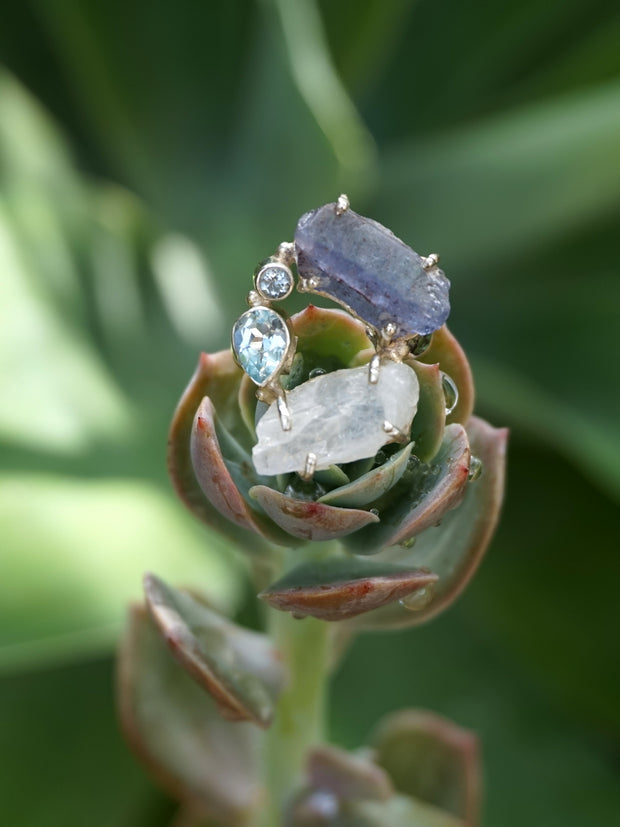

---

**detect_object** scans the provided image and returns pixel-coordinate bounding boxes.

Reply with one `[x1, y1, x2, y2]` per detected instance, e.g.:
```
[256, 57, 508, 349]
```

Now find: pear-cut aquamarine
[232, 307, 290, 386]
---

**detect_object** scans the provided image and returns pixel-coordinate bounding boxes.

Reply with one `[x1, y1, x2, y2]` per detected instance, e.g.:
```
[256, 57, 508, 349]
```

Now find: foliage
[0, 0, 619, 824]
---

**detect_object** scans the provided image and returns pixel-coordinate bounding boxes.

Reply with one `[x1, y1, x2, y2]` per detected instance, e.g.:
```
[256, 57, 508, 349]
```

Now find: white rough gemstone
[252, 361, 419, 476]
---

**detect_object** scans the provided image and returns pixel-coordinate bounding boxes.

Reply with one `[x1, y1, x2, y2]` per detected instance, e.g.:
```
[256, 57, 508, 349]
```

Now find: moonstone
[295, 203, 450, 338]
[252, 362, 419, 476]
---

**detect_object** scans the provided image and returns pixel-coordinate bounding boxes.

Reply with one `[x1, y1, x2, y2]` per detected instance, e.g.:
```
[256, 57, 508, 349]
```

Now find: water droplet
[300, 790, 340, 819]
[399, 536, 417, 549]
[369, 507, 380, 517]
[308, 367, 327, 379]
[468, 455, 483, 481]
[284, 477, 326, 501]
[441, 371, 459, 415]
[399, 583, 435, 611]
[409, 332, 433, 357]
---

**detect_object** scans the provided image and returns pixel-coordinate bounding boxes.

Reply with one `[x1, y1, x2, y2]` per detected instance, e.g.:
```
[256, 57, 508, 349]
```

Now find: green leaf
[408, 361, 446, 463]
[143, 574, 285, 728]
[319, 444, 414, 508]
[348, 418, 506, 629]
[260, 557, 437, 621]
[306, 744, 393, 802]
[372, 710, 479, 824]
[343, 794, 463, 827]
[0, 475, 239, 671]
[250, 485, 379, 542]
[189, 396, 294, 547]
[119, 605, 261, 825]
[342, 425, 470, 555]
[375, 80, 620, 269]
[0, 656, 174, 827]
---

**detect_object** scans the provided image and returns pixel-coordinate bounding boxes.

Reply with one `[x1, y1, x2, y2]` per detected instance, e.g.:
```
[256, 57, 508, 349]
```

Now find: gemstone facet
[232, 307, 290, 386]
[255, 264, 294, 301]
[252, 361, 419, 476]
[295, 203, 450, 338]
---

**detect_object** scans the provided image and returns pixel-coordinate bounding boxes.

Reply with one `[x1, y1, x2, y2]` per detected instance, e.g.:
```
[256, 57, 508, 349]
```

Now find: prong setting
[335, 193, 350, 215]
[382, 420, 409, 443]
[300, 452, 317, 480]
[277, 393, 292, 432]
[368, 353, 381, 385]
[421, 252, 440, 270]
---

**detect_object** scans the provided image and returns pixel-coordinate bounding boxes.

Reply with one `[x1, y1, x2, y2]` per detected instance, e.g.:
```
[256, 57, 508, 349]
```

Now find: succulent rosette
[168, 304, 506, 628]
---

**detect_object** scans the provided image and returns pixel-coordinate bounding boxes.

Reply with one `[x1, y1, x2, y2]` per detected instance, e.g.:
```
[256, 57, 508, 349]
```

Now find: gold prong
[276, 241, 295, 265]
[421, 253, 440, 270]
[381, 322, 397, 345]
[368, 353, 381, 384]
[300, 452, 317, 480]
[383, 420, 409, 443]
[335, 193, 350, 215]
[276, 393, 292, 431]
[299, 275, 320, 292]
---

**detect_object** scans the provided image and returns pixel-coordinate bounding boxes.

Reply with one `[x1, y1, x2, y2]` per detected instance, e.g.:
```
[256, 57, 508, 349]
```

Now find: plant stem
[258, 607, 330, 826]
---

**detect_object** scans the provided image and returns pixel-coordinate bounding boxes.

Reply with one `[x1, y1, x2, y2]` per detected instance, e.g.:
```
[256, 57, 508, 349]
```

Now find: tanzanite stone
[295, 203, 450, 338]
[232, 307, 290, 386]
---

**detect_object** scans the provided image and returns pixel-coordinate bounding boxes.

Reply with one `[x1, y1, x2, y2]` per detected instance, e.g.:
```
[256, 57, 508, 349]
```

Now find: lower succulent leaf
[118, 604, 260, 826]
[259, 558, 438, 621]
[143, 573, 286, 727]
[285, 709, 480, 826]
[372, 710, 480, 826]
[119, 581, 482, 826]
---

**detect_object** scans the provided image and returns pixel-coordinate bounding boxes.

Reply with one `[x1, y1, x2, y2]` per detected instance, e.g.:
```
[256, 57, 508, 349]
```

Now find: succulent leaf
[191, 397, 298, 547]
[417, 326, 474, 426]
[117, 604, 260, 825]
[307, 745, 393, 802]
[318, 443, 414, 508]
[408, 360, 447, 462]
[345, 794, 464, 827]
[341, 424, 471, 554]
[168, 351, 271, 550]
[290, 305, 373, 366]
[259, 558, 438, 621]
[249, 485, 380, 541]
[170, 304, 503, 627]
[287, 789, 463, 826]
[143, 573, 286, 727]
[372, 709, 480, 826]
[348, 417, 508, 629]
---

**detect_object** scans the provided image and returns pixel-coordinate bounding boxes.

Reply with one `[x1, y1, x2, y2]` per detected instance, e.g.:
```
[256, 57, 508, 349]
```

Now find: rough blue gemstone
[295, 203, 450, 338]
[232, 307, 289, 386]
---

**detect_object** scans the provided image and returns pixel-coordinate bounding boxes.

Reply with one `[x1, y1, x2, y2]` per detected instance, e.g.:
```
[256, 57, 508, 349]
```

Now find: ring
[231, 195, 452, 476]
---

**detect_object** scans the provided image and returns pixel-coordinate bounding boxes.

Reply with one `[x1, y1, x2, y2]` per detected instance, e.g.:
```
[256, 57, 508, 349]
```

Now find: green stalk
[258, 607, 331, 826]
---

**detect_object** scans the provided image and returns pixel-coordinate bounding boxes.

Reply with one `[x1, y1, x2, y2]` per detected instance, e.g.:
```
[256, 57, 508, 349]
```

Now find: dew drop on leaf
[441, 371, 459, 415]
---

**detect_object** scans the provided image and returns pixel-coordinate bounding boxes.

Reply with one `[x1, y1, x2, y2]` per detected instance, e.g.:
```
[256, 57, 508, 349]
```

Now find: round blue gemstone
[232, 307, 290, 385]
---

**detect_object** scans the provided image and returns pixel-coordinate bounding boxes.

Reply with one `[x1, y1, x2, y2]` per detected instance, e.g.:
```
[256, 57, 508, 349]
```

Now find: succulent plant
[119, 575, 481, 827]
[119, 208, 506, 826]
[167, 304, 506, 627]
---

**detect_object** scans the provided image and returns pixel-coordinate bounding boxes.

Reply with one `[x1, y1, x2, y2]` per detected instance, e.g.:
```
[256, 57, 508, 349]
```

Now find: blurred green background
[1, 1, 619, 824]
